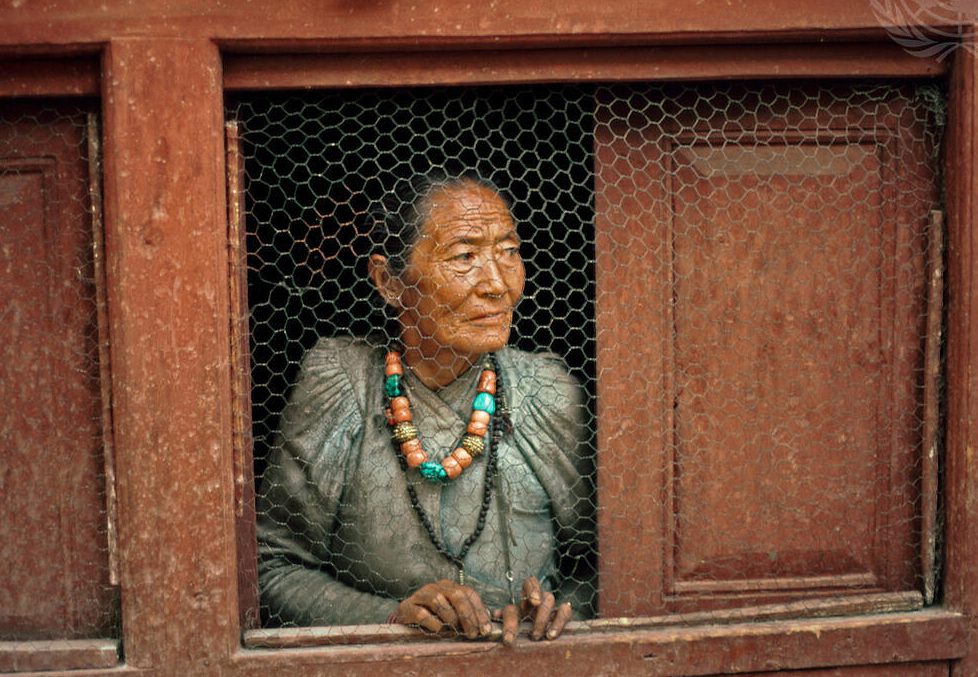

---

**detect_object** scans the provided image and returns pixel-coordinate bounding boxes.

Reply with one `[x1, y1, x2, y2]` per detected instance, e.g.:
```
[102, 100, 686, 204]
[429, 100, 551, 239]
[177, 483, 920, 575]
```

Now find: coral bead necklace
[385, 350, 508, 577]
[384, 350, 498, 482]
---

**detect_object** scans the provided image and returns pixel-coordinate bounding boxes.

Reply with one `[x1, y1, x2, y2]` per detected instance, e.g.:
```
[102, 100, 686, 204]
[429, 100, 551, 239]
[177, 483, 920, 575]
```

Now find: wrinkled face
[398, 182, 525, 363]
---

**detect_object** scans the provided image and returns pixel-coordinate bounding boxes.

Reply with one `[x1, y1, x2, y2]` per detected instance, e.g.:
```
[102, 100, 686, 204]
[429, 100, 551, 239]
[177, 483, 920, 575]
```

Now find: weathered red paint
[0, 101, 115, 642]
[0, 3, 976, 676]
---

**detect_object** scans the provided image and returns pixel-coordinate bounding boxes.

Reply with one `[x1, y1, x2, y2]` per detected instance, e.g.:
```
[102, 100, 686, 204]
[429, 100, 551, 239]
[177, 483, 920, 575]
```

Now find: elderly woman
[256, 173, 593, 643]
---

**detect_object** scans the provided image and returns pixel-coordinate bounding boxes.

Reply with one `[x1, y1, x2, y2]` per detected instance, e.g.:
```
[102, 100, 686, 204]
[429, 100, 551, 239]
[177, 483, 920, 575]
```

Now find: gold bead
[461, 434, 484, 457]
[392, 422, 418, 443]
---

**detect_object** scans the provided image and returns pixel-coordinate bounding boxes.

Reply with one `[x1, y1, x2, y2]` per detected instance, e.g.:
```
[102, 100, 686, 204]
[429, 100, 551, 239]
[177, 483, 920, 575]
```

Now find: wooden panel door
[595, 84, 939, 617]
[0, 102, 115, 639]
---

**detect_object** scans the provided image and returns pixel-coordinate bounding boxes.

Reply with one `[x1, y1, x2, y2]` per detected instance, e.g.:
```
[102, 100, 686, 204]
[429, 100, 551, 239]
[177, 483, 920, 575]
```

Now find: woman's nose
[476, 257, 508, 295]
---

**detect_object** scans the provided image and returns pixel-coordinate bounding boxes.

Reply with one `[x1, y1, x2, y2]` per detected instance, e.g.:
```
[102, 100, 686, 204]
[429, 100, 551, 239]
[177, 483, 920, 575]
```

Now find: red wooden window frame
[219, 43, 973, 672]
[1, 27, 977, 677]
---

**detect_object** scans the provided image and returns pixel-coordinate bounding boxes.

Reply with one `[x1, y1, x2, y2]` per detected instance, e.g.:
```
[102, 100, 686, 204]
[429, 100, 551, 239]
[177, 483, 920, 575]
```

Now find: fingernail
[482, 622, 492, 635]
[547, 628, 557, 639]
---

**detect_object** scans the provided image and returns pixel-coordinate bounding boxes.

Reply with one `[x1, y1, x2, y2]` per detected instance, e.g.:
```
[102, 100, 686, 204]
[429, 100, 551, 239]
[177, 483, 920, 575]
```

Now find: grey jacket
[256, 336, 594, 626]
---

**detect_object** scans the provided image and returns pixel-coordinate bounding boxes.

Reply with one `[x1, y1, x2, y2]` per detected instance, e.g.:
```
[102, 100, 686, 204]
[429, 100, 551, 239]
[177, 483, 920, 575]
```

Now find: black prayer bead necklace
[391, 354, 509, 576]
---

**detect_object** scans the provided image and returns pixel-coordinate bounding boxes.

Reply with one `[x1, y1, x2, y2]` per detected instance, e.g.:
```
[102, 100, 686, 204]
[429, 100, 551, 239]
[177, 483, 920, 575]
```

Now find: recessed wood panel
[669, 136, 890, 594]
[595, 84, 938, 616]
[0, 104, 114, 639]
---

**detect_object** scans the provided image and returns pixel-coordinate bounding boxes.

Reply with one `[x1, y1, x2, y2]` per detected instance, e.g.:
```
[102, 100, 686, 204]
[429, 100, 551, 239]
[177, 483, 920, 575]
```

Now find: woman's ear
[369, 254, 404, 309]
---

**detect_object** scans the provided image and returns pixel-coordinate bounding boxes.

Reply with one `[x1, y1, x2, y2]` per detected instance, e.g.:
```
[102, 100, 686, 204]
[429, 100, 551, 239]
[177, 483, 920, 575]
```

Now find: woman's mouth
[468, 311, 510, 324]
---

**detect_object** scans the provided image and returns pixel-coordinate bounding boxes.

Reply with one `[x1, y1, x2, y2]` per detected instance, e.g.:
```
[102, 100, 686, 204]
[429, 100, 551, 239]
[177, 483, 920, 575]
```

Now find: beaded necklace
[386, 352, 509, 581]
[384, 350, 498, 482]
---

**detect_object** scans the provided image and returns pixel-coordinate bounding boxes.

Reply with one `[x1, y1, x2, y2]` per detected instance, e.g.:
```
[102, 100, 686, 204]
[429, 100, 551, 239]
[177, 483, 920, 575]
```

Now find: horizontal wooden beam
[233, 609, 967, 677]
[0, 639, 119, 673]
[224, 42, 945, 91]
[244, 591, 925, 648]
[0, 57, 99, 97]
[0, 0, 910, 51]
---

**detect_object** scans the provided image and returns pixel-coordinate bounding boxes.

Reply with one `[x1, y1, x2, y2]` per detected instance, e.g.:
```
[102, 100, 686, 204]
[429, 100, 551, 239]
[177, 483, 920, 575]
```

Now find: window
[227, 80, 945, 637]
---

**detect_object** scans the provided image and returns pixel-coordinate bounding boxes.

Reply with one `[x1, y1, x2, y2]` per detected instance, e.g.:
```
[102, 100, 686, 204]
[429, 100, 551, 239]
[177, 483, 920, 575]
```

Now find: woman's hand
[495, 577, 572, 644]
[395, 579, 493, 639]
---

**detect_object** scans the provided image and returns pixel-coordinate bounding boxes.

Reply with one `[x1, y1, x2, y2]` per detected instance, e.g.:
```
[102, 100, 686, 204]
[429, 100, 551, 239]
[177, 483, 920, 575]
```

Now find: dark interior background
[228, 85, 597, 479]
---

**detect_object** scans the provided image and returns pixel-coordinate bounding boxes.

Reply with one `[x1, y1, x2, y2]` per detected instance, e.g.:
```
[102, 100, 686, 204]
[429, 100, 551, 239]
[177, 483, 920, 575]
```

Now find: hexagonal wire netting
[0, 101, 119, 641]
[228, 81, 945, 632]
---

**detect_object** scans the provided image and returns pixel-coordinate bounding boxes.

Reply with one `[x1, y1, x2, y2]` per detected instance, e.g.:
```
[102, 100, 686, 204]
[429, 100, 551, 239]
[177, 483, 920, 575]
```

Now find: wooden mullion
[943, 32, 978, 677]
[101, 38, 237, 674]
[922, 209, 945, 605]
[226, 119, 259, 632]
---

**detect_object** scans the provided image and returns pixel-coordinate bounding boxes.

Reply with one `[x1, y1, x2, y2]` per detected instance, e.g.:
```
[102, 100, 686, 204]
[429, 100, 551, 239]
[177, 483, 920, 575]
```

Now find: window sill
[237, 601, 967, 676]
[0, 638, 120, 673]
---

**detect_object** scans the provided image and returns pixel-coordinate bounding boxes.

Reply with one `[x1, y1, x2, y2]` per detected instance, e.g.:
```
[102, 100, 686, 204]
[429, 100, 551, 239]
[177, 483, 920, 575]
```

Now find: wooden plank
[100, 38, 237, 671]
[89, 112, 121, 590]
[0, 639, 119, 673]
[745, 662, 948, 677]
[0, 0, 919, 49]
[593, 95, 671, 617]
[0, 104, 115, 640]
[224, 43, 944, 91]
[226, 120, 259, 631]
[244, 590, 923, 648]
[921, 210, 944, 605]
[943, 36, 978, 677]
[232, 610, 967, 677]
[0, 57, 99, 97]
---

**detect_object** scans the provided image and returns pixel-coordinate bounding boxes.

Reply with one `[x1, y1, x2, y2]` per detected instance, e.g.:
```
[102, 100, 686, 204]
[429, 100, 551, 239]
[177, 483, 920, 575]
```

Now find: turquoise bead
[472, 392, 495, 414]
[419, 462, 447, 482]
[385, 374, 401, 397]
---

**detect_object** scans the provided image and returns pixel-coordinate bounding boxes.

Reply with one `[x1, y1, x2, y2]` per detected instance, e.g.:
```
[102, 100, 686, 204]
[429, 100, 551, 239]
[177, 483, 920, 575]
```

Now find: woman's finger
[529, 590, 555, 640]
[546, 602, 573, 639]
[423, 588, 460, 628]
[500, 604, 519, 645]
[467, 587, 493, 635]
[443, 583, 487, 638]
[397, 600, 444, 633]
[400, 582, 459, 630]
[520, 576, 542, 617]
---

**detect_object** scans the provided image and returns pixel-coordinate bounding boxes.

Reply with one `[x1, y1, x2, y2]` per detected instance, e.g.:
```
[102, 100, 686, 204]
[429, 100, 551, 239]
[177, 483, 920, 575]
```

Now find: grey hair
[369, 170, 511, 274]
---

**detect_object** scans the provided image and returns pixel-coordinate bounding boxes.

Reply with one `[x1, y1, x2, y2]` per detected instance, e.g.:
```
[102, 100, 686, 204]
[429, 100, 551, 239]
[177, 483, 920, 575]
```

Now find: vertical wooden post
[101, 39, 237, 673]
[943, 33, 978, 677]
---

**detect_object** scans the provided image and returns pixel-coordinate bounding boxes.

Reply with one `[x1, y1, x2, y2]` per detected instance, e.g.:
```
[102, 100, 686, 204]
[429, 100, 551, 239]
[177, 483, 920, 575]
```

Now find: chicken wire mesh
[0, 100, 119, 640]
[229, 80, 944, 631]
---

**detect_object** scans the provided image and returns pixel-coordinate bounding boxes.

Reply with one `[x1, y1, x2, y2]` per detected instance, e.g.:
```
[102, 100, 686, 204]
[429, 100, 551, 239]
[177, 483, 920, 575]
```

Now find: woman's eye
[451, 251, 476, 263]
[500, 246, 520, 260]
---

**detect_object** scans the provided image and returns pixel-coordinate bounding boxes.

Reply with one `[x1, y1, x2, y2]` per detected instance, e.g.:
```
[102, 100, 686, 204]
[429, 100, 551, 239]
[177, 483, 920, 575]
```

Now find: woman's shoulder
[496, 346, 582, 411]
[497, 345, 576, 381]
[303, 334, 383, 368]
[285, 335, 384, 429]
